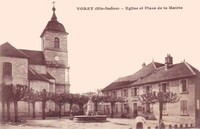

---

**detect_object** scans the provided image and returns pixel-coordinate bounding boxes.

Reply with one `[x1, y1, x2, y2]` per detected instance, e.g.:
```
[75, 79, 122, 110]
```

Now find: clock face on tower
[55, 56, 59, 61]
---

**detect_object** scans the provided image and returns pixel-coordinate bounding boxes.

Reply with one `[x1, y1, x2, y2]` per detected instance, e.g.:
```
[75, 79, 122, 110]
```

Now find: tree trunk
[59, 103, 62, 118]
[42, 101, 45, 119]
[6, 101, 10, 121]
[32, 102, 36, 118]
[111, 103, 114, 118]
[1, 101, 5, 121]
[95, 102, 98, 112]
[70, 103, 73, 110]
[159, 102, 163, 122]
[78, 105, 84, 115]
[14, 101, 18, 122]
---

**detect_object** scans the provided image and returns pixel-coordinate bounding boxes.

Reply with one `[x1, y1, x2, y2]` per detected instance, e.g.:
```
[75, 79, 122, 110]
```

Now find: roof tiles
[102, 61, 199, 92]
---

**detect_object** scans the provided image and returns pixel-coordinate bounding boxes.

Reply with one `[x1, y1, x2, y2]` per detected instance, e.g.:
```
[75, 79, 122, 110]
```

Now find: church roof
[20, 49, 46, 65]
[40, 6, 67, 37]
[0, 42, 29, 58]
[28, 67, 54, 82]
[41, 72, 55, 80]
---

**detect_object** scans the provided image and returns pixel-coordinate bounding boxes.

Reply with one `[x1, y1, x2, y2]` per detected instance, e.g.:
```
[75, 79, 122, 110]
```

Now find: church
[0, 5, 70, 115]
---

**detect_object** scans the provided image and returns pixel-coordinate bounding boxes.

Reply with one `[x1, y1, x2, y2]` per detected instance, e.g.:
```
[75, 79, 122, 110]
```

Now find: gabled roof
[132, 62, 198, 86]
[28, 68, 50, 82]
[102, 61, 199, 92]
[0, 42, 29, 58]
[116, 62, 164, 82]
[20, 49, 46, 65]
[102, 62, 163, 91]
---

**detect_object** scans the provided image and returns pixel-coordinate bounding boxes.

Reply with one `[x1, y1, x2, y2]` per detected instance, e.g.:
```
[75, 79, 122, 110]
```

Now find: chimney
[142, 62, 146, 68]
[165, 54, 173, 70]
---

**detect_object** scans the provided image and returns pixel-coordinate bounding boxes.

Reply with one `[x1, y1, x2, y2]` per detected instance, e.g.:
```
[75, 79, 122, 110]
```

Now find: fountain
[73, 98, 107, 122]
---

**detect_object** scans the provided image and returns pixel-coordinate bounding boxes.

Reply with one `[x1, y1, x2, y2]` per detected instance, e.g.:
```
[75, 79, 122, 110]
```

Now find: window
[54, 37, 60, 48]
[3, 62, 12, 76]
[162, 103, 167, 114]
[180, 79, 187, 93]
[105, 92, 110, 96]
[123, 89, 128, 97]
[180, 100, 188, 115]
[121, 103, 123, 113]
[133, 103, 138, 116]
[159, 83, 169, 92]
[146, 86, 152, 93]
[131, 87, 139, 96]
[114, 104, 118, 113]
[112, 91, 117, 98]
[124, 104, 129, 113]
[146, 103, 151, 113]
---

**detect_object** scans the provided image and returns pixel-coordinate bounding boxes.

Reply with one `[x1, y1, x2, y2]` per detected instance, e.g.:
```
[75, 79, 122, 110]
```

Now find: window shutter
[150, 86, 152, 92]
[184, 100, 187, 110]
[166, 83, 170, 92]
[180, 101, 183, 112]
[137, 88, 139, 96]
[179, 80, 182, 93]
[158, 84, 161, 92]
[143, 86, 145, 94]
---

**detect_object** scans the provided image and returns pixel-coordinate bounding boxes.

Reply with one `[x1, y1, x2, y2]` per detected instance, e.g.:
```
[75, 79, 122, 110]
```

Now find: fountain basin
[73, 115, 107, 122]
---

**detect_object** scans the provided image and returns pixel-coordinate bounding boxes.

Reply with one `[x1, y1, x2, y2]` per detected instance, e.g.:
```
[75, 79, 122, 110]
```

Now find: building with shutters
[102, 54, 200, 127]
[0, 5, 70, 116]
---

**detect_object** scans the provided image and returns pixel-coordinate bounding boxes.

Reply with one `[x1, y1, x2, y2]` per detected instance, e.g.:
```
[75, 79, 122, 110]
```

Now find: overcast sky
[0, 0, 200, 93]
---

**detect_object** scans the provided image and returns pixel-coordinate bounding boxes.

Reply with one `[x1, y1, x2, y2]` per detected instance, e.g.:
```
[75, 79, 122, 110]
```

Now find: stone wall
[42, 31, 68, 52]
[0, 56, 29, 86]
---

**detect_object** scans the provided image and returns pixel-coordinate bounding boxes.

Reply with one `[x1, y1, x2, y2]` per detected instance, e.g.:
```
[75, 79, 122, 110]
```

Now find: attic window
[54, 37, 60, 48]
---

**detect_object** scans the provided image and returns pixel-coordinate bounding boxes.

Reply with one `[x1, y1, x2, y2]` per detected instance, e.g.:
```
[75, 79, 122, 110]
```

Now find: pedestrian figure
[69, 110, 74, 120]
[159, 119, 165, 129]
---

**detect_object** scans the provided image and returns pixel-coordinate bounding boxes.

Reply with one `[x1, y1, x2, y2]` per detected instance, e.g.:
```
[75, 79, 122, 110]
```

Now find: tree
[11, 84, 28, 122]
[91, 95, 104, 113]
[1, 84, 12, 121]
[103, 95, 124, 118]
[24, 88, 40, 118]
[65, 93, 76, 111]
[139, 91, 180, 123]
[40, 89, 48, 120]
[1, 83, 13, 121]
[50, 92, 68, 118]
[74, 94, 89, 115]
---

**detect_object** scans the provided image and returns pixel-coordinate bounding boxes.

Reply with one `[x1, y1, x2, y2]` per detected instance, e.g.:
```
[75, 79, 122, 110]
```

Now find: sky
[0, 0, 200, 93]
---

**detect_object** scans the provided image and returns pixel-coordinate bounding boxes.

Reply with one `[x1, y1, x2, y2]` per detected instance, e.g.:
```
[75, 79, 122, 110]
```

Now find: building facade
[0, 6, 70, 116]
[102, 55, 200, 127]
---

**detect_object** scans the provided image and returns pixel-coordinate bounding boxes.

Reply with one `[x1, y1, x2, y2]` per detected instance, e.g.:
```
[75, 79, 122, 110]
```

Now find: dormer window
[54, 37, 60, 48]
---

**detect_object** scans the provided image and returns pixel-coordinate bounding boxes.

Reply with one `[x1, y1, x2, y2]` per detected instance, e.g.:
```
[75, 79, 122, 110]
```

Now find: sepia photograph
[0, 0, 200, 129]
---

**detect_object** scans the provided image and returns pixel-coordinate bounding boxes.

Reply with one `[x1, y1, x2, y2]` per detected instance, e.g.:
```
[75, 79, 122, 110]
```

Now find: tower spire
[51, 1, 57, 21]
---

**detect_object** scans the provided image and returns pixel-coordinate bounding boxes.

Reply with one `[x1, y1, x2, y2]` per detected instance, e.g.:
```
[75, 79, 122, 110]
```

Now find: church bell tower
[40, 4, 70, 93]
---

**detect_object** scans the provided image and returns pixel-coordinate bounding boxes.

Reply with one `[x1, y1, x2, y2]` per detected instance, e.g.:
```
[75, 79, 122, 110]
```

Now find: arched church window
[54, 37, 60, 48]
[3, 62, 12, 76]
